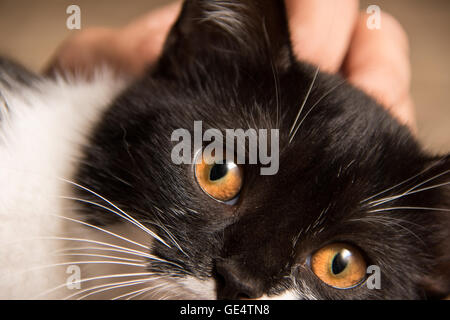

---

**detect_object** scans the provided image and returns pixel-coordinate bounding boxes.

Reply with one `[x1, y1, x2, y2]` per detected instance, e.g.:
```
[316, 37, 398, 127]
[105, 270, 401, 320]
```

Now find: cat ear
[419, 155, 450, 299]
[154, 0, 293, 77]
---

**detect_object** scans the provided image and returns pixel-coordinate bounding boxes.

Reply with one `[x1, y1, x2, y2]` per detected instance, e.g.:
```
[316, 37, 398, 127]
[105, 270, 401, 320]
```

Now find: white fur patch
[258, 290, 299, 300]
[178, 276, 217, 300]
[0, 71, 126, 299]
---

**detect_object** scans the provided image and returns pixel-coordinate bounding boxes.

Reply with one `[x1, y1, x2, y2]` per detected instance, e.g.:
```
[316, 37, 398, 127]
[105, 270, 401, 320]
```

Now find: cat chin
[258, 290, 301, 300]
[176, 276, 217, 299]
[0, 69, 126, 299]
[176, 277, 302, 300]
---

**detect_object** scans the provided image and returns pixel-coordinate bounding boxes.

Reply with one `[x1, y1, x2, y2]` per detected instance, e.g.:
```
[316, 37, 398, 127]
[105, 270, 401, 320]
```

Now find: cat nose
[215, 259, 264, 299]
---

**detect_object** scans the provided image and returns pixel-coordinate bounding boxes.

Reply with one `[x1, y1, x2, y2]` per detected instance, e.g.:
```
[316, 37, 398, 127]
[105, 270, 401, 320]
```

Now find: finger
[115, 1, 182, 75]
[343, 11, 416, 130]
[285, 0, 359, 73]
[45, 27, 116, 76]
[46, 1, 182, 77]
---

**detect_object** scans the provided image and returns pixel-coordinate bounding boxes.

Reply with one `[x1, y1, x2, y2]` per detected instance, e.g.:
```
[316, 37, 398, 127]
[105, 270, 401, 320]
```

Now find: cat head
[75, 0, 450, 299]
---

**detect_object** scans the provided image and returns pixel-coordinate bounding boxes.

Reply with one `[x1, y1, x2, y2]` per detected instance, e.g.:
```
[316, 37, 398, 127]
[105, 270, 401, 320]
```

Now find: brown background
[0, 0, 448, 153]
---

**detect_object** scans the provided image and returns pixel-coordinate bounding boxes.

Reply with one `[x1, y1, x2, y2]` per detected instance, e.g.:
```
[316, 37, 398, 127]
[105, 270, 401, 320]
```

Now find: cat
[0, 0, 448, 300]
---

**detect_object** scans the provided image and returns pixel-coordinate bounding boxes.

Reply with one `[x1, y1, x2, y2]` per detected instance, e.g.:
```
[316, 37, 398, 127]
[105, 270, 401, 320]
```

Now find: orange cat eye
[194, 152, 243, 203]
[310, 243, 367, 289]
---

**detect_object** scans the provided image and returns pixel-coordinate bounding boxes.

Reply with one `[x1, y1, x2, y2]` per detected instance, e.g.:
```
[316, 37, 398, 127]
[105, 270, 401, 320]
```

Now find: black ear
[154, 0, 293, 77]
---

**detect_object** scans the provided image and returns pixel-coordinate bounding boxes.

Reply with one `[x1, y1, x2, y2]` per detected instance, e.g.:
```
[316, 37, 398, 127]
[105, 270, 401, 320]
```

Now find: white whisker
[115, 282, 177, 300]
[13, 236, 180, 267]
[54, 214, 150, 250]
[35, 272, 157, 299]
[367, 206, 450, 214]
[289, 80, 345, 144]
[26, 260, 147, 273]
[59, 178, 171, 248]
[113, 286, 155, 300]
[56, 253, 144, 263]
[126, 286, 168, 300]
[361, 161, 446, 203]
[368, 171, 449, 208]
[141, 216, 189, 258]
[349, 216, 425, 245]
[369, 181, 450, 208]
[68, 276, 166, 300]
[141, 282, 181, 300]
[289, 66, 320, 138]
[262, 18, 281, 130]
[53, 246, 156, 260]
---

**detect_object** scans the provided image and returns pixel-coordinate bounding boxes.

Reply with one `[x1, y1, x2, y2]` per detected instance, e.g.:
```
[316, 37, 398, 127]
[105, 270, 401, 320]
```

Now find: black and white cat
[0, 0, 448, 300]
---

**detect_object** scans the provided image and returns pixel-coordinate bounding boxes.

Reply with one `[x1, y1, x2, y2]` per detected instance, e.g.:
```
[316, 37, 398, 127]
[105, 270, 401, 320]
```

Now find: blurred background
[0, 0, 448, 153]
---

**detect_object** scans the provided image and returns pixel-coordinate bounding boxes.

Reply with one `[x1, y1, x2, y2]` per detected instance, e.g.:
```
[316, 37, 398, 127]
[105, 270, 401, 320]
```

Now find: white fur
[0, 71, 126, 299]
[259, 290, 299, 300]
[179, 277, 217, 299]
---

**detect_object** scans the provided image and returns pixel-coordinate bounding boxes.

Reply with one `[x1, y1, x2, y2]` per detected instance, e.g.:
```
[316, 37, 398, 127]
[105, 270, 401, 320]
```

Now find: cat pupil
[209, 163, 228, 181]
[331, 250, 350, 275]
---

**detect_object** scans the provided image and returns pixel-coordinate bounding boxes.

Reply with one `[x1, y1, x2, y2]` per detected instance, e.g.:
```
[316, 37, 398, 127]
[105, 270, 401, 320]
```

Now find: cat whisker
[56, 253, 145, 263]
[349, 216, 426, 246]
[367, 170, 449, 207]
[361, 160, 447, 203]
[289, 80, 345, 144]
[130, 204, 190, 258]
[55, 251, 194, 279]
[123, 282, 179, 300]
[112, 281, 175, 300]
[53, 213, 150, 250]
[75, 280, 150, 300]
[53, 246, 157, 260]
[124, 287, 157, 300]
[21, 236, 181, 268]
[67, 276, 167, 300]
[35, 271, 157, 299]
[368, 181, 450, 208]
[27, 260, 147, 272]
[289, 66, 320, 139]
[143, 283, 186, 300]
[31, 260, 148, 299]
[57, 206, 190, 270]
[262, 18, 281, 129]
[59, 178, 171, 248]
[311, 205, 330, 231]
[141, 216, 189, 258]
[113, 286, 154, 300]
[367, 206, 450, 214]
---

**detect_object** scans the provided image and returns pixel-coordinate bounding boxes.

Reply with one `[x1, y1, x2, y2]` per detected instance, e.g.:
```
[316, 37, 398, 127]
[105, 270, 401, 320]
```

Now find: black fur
[72, 0, 449, 299]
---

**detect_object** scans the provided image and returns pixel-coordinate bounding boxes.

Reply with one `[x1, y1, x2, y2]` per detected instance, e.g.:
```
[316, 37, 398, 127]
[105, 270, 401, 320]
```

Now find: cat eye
[194, 152, 243, 203]
[310, 243, 367, 289]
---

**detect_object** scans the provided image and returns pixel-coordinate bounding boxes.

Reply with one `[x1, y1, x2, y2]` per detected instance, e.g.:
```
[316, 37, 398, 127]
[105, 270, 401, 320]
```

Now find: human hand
[47, 0, 415, 129]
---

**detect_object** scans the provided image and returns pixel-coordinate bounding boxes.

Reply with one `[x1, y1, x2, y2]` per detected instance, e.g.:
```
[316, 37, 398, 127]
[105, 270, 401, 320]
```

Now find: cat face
[74, 0, 449, 299]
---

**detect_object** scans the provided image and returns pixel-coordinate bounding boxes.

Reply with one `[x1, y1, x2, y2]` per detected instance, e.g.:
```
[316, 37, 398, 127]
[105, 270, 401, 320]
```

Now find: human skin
[47, 0, 416, 130]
